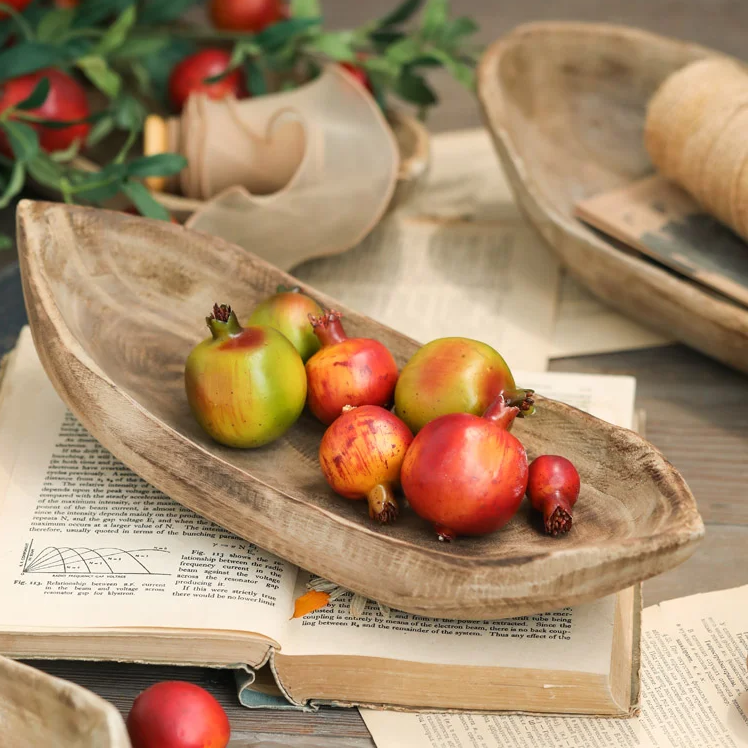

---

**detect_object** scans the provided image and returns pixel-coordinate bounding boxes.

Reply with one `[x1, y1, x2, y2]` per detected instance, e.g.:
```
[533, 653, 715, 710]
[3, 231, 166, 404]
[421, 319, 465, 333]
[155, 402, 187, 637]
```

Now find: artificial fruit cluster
[185, 290, 581, 541]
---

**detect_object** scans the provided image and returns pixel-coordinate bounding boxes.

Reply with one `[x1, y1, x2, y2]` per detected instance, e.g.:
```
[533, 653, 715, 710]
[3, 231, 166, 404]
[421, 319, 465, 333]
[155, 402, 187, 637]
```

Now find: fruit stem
[367, 483, 399, 524]
[482, 395, 521, 430]
[309, 310, 348, 346]
[505, 387, 536, 417]
[206, 303, 242, 339]
[434, 525, 457, 542]
[542, 496, 573, 536]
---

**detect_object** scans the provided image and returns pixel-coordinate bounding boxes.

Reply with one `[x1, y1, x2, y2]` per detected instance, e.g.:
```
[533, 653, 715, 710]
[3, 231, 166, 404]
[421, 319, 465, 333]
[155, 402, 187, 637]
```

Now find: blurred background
[322, 0, 747, 131]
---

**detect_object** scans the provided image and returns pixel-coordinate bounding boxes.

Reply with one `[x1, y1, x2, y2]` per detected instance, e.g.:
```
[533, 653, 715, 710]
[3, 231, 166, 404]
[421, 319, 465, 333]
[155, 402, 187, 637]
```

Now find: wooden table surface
[2, 1, 748, 746]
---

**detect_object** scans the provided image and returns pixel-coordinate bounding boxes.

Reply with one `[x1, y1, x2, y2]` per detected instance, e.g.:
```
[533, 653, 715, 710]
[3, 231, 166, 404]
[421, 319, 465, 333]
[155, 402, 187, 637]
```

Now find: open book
[0, 328, 640, 715]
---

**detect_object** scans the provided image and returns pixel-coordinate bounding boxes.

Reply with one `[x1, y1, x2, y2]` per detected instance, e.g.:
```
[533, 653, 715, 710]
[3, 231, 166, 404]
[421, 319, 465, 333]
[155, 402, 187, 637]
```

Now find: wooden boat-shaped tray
[478, 22, 748, 374]
[17, 201, 704, 620]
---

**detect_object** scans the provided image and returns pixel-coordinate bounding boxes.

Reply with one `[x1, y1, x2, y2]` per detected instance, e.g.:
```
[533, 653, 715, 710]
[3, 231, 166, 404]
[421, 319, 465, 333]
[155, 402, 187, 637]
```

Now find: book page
[293, 215, 560, 373]
[280, 372, 636, 671]
[0, 331, 297, 638]
[361, 585, 748, 747]
[401, 128, 673, 359]
[281, 571, 615, 677]
[552, 274, 674, 358]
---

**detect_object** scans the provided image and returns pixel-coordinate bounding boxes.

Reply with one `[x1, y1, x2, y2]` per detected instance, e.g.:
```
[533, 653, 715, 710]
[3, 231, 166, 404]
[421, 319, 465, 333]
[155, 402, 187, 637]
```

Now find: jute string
[645, 57, 748, 242]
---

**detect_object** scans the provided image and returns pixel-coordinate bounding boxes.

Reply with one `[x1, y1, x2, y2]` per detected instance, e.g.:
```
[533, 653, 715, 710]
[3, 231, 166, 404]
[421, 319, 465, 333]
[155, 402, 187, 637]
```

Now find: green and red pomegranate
[394, 337, 535, 433]
[185, 304, 306, 448]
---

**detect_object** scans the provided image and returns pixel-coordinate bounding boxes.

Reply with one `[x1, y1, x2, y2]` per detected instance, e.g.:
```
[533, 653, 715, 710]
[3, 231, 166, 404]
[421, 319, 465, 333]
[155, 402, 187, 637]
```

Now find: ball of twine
[645, 56, 748, 241]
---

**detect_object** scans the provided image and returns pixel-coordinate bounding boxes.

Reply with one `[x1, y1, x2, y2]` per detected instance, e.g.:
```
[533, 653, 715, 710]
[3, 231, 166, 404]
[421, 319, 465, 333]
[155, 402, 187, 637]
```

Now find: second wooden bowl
[478, 23, 748, 374]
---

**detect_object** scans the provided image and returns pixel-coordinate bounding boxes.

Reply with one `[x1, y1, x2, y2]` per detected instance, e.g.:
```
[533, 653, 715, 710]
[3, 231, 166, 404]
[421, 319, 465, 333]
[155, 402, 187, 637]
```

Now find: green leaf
[77, 55, 123, 98]
[71, 0, 134, 29]
[86, 114, 116, 147]
[110, 36, 169, 62]
[112, 94, 146, 131]
[125, 153, 187, 178]
[308, 31, 356, 61]
[0, 160, 25, 209]
[369, 28, 405, 52]
[394, 69, 437, 106]
[290, 0, 321, 18]
[0, 234, 11, 251]
[427, 47, 475, 89]
[121, 180, 170, 221]
[384, 36, 422, 65]
[442, 16, 478, 42]
[243, 57, 267, 96]
[27, 153, 66, 189]
[255, 17, 320, 53]
[422, 0, 449, 38]
[138, 0, 201, 25]
[0, 120, 39, 162]
[92, 5, 137, 57]
[0, 42, 67, 81]
[49, 138, 81, 163]
[36, 8, 75, 44]
[378, 0, 423, 28]
[69, 162, 128, 203]
[14, 77, 50, 111]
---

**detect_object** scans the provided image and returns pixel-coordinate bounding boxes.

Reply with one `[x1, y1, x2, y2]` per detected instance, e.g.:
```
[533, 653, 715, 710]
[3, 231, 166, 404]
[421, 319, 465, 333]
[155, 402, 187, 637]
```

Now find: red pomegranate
[401, 395, 529, 541]
[319, 405, 413, 523]
[168, 49, 247, 112]
[305, 310, 399, 425]
[0, 69, 90, 154]
[527, 455, 581, 536]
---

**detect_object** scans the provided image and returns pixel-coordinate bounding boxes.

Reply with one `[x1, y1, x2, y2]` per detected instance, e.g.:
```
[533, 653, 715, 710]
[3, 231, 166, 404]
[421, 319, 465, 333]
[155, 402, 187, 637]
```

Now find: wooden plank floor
[3, 1, 748, 746]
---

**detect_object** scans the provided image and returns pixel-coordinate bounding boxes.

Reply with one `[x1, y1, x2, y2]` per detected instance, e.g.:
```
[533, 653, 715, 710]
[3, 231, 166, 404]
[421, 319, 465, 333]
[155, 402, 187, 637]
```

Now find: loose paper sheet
[293, 214, 560, 373]
[551, 273, 673, 357]
[361, 585, 748, 747]
[404, 129, 673, 358]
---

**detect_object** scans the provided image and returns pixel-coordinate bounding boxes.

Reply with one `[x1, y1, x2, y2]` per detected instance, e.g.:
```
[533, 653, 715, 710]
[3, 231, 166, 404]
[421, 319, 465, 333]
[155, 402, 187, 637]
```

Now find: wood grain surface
[3, 2, 748, 746]
[19, 199, 702, 621]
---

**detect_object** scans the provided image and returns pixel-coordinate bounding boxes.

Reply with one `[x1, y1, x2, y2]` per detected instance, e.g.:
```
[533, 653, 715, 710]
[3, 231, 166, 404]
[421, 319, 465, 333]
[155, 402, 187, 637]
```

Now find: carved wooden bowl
[478, 22, 748, 374]
[18, 201, 704, 620]
[0, 655, 130, 748]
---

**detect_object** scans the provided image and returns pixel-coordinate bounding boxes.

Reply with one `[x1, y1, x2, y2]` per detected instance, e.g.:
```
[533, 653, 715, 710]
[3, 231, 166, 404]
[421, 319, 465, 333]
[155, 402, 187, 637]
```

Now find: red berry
[168, 49, 247, 112]
[209, 0, 285, 32]
[0, 0, 31, 19]
[126, 681, 230, 748]
[340, 62, 373, 93]
[0, 69, 90, 155]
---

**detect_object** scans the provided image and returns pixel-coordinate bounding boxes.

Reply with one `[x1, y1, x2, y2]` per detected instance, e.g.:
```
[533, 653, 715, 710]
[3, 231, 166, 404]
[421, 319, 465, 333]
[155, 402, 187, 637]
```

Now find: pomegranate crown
[210, 303, 232, 323]
[308, 309, 347, 346]
[308, 309, 342, 329]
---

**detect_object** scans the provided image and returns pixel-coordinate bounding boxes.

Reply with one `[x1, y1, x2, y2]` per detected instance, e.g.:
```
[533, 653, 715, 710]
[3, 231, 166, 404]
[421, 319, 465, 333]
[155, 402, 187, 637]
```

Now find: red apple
[209, 0, 285, 32]
[126, 681, 230, 748]
[0, 68, 90, 155]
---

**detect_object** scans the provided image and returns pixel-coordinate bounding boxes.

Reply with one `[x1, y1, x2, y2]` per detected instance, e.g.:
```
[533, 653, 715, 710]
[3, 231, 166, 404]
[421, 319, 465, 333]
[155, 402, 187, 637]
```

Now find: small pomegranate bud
[401, 395, 528, 540]
[305, 310, 399, 425]
[394, 337, 535, 433]
[185, 303, 307, 448]
[319, 405, 413, 523]
[527, 455, 581, 536]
